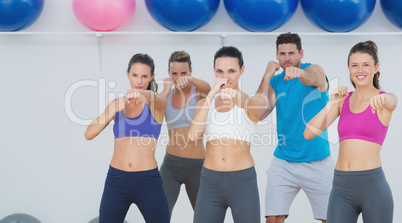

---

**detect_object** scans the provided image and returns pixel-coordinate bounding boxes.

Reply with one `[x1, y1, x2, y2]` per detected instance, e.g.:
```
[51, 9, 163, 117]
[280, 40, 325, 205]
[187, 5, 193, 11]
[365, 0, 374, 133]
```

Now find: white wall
[0, 1, 401, 223]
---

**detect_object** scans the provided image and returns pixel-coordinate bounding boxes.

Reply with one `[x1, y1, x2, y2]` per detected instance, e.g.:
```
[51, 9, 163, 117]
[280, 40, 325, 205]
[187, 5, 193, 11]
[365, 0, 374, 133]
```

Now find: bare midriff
[337, 139, 382, 171]
[110, 137, 158, 171]
[165, 127, 205, 159]
[203, 139, 254, 171]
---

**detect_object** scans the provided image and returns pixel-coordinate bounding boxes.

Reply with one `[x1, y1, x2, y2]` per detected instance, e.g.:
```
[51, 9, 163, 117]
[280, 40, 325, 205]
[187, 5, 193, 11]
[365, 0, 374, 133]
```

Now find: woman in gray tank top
[160, 50, 211, 219]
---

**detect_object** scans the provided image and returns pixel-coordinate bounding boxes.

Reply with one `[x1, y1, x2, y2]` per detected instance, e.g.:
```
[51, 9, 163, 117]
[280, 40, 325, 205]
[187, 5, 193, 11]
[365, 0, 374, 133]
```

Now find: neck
[354, 85, 379, 100]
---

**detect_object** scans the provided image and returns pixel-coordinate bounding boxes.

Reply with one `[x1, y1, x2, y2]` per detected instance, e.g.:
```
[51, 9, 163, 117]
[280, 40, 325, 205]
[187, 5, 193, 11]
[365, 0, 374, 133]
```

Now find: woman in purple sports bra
[84, 53, 170, 223]
[304, 41, 398, 223]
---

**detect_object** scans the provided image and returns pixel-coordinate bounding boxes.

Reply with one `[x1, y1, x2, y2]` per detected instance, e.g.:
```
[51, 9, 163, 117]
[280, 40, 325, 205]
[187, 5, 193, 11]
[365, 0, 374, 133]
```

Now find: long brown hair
[348, 41, 380, 90]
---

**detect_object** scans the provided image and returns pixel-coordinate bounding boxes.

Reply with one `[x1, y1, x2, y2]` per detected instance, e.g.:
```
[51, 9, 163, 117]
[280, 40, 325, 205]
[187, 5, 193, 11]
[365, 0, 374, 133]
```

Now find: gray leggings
[193, 166, 260, 223]
[160, 153, 204, 218]
[327, 167, 393, 223]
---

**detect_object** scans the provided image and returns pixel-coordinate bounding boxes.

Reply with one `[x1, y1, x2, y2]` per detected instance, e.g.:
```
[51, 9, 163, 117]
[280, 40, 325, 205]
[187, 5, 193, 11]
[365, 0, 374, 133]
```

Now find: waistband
[201, 166, 256, 179]
[108, 165, 159, 176]
[163, 153, 204, 168]
[164, 153, 204, 162]
[334, 167, 383, 176]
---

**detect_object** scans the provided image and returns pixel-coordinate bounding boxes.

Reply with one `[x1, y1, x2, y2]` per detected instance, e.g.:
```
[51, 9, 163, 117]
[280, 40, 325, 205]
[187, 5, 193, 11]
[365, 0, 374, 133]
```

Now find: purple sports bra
[113, 103, 162, 139]
[338, 91, 388, 145]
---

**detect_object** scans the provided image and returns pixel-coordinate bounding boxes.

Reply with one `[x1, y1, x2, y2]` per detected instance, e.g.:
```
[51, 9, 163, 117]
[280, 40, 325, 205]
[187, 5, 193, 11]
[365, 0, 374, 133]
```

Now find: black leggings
[327, 167, 393, 223]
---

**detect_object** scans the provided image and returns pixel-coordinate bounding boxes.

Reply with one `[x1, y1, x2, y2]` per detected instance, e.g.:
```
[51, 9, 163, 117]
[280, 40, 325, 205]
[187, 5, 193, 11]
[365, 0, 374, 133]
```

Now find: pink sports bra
[338, 91, 388, 145]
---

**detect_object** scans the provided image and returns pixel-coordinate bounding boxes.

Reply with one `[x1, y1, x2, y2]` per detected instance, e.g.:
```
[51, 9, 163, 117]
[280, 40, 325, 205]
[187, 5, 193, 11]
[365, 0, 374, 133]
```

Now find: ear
[151, 73, 155, 80]
[299, 49, 304, 59]
[240, 65, 245, 76]
[276, 51, 279, 61]
[189, 67, 192, 74]
[126, 70, 130, 79]
[374, 63, 379, 74]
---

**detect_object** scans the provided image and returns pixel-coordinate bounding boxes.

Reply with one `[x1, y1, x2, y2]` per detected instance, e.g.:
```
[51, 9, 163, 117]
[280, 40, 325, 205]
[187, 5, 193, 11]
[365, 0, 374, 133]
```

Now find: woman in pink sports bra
[304, 41, 398, 223]
[84, 53, 170, 223]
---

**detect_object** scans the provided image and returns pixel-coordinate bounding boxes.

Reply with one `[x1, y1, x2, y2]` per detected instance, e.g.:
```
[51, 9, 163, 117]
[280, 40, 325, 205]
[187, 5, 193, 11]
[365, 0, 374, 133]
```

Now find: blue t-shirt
[270, 63, 330, 162]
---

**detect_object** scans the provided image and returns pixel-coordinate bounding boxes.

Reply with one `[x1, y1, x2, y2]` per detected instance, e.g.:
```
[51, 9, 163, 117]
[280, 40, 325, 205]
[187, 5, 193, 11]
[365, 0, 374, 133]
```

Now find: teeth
[356, 75, 365, 79]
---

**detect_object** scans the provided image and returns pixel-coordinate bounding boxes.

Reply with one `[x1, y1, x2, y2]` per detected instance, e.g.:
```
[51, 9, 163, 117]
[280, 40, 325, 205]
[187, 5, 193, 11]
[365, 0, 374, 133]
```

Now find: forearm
[190, 77, 211, 96]
[188, 99, 211, 141]
[304, 100, 338, 139]
[246, 94, 268, 121]
[256, 73, 272, 97]
[256, 77, 275, 120]
[299, 65, 326, 88]
[85, 110, 115, 140]
[161, 82, 173, 97]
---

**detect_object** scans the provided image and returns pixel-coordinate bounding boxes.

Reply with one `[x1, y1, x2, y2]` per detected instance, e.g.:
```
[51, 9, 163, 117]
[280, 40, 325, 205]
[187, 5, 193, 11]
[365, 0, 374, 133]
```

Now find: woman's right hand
[330, 86, 349, 103]
[210, 78, 228, 95]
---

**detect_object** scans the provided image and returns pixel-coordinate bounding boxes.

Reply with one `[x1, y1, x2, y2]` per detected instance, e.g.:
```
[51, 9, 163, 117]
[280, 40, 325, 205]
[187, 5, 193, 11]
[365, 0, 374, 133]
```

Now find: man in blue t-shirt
[256, 33, 334, 223]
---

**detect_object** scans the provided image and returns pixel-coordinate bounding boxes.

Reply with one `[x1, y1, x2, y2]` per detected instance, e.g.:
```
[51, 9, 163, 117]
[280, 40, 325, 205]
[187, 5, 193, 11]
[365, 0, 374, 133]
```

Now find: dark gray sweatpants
[193, 166, 260, 223]
[160, 153, 204, 218]
[327, 167, 393, 223]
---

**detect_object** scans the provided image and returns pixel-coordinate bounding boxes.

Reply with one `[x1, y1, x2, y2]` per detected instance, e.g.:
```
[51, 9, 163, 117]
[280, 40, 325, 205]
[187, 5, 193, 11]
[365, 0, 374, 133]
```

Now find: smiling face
[214, 57, 244, 90]
[127, 62, 155, 90]
[168, 61, 192, 82]
[348, 52, 379, 88]
[276, 43, 303, 69]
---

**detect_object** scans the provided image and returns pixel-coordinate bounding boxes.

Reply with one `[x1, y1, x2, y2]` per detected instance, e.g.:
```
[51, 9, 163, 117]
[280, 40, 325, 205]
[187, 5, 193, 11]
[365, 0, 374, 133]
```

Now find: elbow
[188, 129, 196, 142]
[188, 134, 195, 142]
[84, 132, 94, 140]
[303, 130, 316, 140]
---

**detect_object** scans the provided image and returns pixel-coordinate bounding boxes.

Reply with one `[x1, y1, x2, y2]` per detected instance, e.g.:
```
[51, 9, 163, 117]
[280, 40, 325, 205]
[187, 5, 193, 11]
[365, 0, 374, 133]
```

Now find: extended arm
[303, 100, 339, 139]
[304, 87, 348, 139]
[85, 97, 125, 140]
[371, 93, 398, 112]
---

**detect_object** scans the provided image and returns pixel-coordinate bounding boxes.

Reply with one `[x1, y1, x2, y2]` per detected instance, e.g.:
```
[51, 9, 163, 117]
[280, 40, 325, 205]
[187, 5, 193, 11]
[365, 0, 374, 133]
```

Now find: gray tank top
[165, 85, 198, 130]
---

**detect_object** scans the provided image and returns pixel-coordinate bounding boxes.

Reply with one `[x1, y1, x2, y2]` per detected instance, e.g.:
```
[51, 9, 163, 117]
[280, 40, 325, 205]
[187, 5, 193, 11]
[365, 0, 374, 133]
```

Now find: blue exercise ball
[145, 0, 220, 31]
[301, 0, 376, 32]
[224, 0, 299, 32]
[381, 0, 402, 29]
[0, 0, 45, 31]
